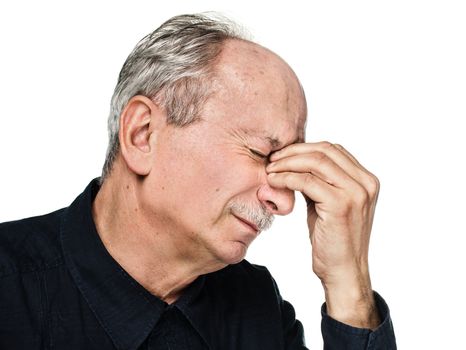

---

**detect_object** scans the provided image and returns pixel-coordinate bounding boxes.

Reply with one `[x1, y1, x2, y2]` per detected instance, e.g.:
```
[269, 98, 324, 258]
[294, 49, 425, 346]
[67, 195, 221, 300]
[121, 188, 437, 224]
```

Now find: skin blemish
[215, 188, 220, 192]
[126, 185, 129, 190]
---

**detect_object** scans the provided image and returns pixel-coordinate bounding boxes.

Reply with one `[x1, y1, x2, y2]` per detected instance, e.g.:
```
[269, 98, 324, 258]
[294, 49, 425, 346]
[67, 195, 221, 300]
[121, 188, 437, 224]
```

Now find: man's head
[101, 13, 307, 266]
[102, 14, 248, 181]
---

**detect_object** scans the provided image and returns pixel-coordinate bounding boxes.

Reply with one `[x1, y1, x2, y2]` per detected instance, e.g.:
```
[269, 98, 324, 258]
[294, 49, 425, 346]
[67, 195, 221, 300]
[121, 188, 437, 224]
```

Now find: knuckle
[335, 186, 370, 217]
[320, 141, 333, 149]
[282, 172, 297, 186]
[282, 172, 293, 182]
[303, 173, 315, 186]
[367, 175, 381, 197]
[311, 151, 327, 163]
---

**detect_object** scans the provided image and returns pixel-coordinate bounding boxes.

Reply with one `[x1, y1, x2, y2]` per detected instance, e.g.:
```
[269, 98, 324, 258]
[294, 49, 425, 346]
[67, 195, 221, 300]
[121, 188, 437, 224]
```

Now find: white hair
[101, 13, 249, 182]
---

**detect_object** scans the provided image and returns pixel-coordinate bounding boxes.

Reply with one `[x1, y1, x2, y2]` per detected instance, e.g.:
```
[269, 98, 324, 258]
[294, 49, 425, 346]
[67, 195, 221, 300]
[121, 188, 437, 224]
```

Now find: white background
[1, 1, 465, 348]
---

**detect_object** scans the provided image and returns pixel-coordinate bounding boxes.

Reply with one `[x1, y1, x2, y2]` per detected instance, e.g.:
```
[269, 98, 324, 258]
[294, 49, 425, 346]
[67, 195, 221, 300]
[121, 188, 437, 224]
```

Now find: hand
[266, 141, 381, 328]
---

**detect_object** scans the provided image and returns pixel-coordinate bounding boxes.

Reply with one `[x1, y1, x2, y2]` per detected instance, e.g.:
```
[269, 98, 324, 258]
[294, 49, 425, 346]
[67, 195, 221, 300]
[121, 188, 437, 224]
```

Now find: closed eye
[250, 149, 269, 160]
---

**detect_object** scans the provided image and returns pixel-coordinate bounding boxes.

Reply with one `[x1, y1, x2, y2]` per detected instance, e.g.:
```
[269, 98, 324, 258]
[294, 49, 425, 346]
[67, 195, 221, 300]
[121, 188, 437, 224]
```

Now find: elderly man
[0, 14, 396, 349]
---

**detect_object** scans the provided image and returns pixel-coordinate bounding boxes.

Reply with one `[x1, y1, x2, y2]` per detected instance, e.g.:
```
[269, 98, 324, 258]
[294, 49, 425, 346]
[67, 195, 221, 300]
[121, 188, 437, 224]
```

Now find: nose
[257, 182, 295, 215]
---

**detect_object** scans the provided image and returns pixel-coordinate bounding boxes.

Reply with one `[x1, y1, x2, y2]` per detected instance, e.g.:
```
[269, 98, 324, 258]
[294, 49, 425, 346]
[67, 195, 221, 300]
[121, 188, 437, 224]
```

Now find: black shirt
[0, 178, 396, 349]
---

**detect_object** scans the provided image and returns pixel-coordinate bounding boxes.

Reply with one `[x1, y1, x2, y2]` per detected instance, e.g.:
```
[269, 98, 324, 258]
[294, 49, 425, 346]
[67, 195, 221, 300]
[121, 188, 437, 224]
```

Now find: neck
[92, 168, 225, 304]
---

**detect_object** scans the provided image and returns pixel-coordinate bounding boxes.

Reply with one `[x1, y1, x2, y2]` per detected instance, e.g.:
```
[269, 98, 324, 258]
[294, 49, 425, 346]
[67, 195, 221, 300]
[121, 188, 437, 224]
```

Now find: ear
[118, 95, 165, 176]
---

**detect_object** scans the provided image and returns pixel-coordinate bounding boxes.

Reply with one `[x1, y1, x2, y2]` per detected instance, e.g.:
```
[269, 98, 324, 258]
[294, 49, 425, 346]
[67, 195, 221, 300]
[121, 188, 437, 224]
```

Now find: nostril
[266, 200, 278, 211]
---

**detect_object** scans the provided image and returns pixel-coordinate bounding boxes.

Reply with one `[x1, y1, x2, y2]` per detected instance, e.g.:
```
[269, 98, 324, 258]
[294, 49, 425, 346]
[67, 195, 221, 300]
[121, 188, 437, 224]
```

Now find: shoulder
[203, 260, 289, 343]
[0, 208, 66, 277]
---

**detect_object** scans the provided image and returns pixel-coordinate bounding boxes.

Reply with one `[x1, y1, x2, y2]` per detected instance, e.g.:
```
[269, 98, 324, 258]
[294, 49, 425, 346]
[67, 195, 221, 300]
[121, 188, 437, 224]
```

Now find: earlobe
[118, 95, 163, 176]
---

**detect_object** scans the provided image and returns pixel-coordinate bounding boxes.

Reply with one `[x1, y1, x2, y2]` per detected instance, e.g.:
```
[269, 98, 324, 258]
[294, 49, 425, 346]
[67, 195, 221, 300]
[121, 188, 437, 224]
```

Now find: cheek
[191, 155, 239, 200]
[154, 135, 263, 223]
[180, 153, 260, 216]
[199, 151, 262, 192]
[156, 150, 232, 212]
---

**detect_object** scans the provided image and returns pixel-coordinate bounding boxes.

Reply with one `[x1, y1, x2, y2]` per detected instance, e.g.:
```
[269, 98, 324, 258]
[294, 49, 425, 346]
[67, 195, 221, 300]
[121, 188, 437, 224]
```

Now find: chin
[214, 240, 249, 265]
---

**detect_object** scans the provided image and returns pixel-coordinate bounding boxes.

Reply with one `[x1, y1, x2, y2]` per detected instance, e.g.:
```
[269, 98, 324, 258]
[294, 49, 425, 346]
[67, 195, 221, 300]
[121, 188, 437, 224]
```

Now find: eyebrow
[240, 127, 302, 149]
[264, 136, 282, 148]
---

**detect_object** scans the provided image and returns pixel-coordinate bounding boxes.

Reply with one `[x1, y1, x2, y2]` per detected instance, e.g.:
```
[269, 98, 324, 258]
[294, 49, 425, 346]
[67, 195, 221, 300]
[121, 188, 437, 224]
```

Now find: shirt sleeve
[321, 291, 397, 349]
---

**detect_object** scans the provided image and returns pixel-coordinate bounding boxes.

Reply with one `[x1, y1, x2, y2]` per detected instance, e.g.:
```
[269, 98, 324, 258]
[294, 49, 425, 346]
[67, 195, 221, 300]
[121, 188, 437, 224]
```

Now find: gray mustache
[228, 202, 274, 232]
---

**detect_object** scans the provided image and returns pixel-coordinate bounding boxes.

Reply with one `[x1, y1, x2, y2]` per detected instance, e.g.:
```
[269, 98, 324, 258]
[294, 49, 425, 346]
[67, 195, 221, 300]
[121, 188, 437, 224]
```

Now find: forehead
[207, 40, 307, 148]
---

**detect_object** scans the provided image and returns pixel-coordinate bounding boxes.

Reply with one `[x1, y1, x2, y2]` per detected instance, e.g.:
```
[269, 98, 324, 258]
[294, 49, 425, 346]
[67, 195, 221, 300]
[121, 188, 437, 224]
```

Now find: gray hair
[228, 201, 274, 233]
[101, 13, 249, 182]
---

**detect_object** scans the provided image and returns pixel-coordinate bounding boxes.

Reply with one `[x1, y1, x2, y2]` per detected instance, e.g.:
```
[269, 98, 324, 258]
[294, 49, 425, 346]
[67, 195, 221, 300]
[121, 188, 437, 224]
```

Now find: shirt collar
[59, 178, 211, 349]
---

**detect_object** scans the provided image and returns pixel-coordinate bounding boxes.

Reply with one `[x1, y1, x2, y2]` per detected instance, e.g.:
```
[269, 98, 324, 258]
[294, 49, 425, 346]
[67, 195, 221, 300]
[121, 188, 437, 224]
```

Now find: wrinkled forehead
[211, 39, 307, 147]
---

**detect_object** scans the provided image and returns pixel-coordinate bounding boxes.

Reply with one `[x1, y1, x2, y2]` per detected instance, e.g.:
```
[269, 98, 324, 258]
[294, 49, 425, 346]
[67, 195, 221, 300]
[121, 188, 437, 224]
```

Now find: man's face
[141, 40, 306, 266]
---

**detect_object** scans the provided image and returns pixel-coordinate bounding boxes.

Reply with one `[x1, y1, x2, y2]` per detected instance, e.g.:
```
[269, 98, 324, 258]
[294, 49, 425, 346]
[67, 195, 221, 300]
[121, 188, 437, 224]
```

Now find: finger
[271, 141, 373, 190]
[267, 171, 339, 205]
[332, 144, 380, 197]
[266, 152, 357, 189]
[332, 144, 369, 173]
[271, 142, 363, 174]
[271, 142, 331, 162]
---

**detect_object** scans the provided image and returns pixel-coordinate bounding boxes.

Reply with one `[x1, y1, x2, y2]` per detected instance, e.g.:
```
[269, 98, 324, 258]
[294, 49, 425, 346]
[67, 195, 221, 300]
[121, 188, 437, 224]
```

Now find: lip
[233, 214, 259, 233]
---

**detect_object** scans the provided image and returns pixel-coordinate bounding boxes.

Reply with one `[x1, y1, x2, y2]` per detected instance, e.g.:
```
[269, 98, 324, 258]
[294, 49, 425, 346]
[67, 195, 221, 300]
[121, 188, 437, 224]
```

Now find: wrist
[322, 269, 380, 329]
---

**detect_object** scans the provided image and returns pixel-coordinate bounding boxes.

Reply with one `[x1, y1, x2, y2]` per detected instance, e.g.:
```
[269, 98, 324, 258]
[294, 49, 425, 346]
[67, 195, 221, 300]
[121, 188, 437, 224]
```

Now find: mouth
[232, 214, 259, 233]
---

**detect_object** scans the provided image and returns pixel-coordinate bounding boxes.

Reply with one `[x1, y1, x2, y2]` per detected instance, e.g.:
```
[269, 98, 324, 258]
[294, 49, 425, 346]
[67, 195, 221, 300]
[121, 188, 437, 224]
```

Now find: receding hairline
[213, 39, 307, 147]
